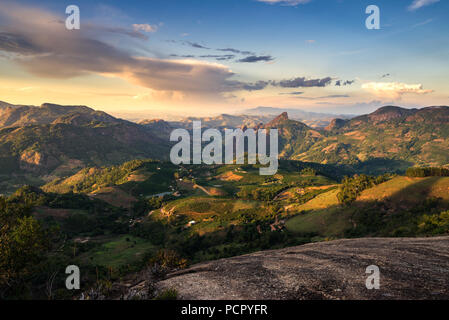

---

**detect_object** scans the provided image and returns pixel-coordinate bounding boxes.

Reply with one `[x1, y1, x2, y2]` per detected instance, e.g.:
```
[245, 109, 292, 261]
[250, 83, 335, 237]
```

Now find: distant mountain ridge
[0, 101, 124, 128]
[0, 101, 447, 189]
[241, 106, 355, 128]
[168, 113, 272, 130]
[0, 102, 169, 180]
[291, 105, 449, 170]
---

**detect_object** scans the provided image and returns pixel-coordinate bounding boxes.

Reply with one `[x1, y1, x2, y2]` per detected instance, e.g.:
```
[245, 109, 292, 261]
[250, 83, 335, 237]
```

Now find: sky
[0, 0, 448, 116]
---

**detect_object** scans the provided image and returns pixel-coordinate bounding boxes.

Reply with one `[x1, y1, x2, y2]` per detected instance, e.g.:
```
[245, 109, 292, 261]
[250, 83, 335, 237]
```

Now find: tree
[0, 209, 50, 296]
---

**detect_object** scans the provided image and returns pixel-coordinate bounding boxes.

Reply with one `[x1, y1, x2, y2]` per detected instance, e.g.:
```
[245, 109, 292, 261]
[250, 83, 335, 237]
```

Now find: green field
[82, 235, 155, 268]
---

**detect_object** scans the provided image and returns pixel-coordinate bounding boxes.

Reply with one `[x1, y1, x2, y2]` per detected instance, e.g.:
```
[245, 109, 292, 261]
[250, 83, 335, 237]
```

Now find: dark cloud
[199, 54, 235, 61]
[322, 94, 350, 98]
[184, 41, 210, 49]
[274, 77, 332, 88]
[170, 54, 195, 58]
[167, 40, 269, 61]
[239, 80, 270, 91]
[237, 55, 274, 63]
[335, 79, 355, 86]
[0, 32, 43, 55]
[279, 91, 304, 95]
[170, 54, 236, 61]
[217, 48, 255, 55]
[166, 40, 210, 49]
[296, 94, 350, 100]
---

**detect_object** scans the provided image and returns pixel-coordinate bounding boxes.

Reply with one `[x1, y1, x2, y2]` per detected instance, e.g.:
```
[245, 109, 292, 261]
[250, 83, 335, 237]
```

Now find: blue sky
[0, 0, 448, 115]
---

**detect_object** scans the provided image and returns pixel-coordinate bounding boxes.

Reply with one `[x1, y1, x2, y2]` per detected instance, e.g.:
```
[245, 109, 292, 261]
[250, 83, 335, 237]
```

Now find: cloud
[166, 40, 210, 49]
[412, 18, 434, 28]
[0, 2, 247, 97]
[273, 77, 332, 88]
[199, 54, 235, 61]
[132, 23, 158, 33]
[362, 82, 434, 98]
[237, 55, 274, 63]
[217, 48, 255, 55]
[335, 80, 355, 86]
[170, 54, 236, 61]
[167, 41, 261, 60]
[184, 41, 210, 49]
[237, 81, 270, 91]
[295, 94, 350, 100]
[279, 91, 304, 95]
[87, 24, 150, 40]
[257, 0, 312, 6]
[170, 54, 195, 58]
[408, 0, 440, 11]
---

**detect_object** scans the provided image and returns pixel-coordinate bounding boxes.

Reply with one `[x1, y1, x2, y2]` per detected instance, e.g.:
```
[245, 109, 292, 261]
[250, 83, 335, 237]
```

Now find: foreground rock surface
[157, 237, 449, 300]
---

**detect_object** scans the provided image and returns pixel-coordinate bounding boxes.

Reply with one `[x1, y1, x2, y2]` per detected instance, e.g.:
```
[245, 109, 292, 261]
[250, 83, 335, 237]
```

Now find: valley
[1, 101, 448, 300]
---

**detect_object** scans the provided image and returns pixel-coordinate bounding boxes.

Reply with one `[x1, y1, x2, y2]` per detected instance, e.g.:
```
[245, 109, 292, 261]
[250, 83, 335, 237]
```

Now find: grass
[90, 186, 137, 208]
[83, 235, 155, 268]
[358, 176, 449, 203]
[285, 206, 352, 237]
[285, 176, 449, 238]
[286, 188, 340, 212]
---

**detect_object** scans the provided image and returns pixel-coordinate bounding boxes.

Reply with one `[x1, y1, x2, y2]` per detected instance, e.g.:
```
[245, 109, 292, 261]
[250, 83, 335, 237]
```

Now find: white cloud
[408, 0, 440, 11]
[132, 23, 158, 33]
[256, 0, 311, 6]
[362, 82, 434, 99]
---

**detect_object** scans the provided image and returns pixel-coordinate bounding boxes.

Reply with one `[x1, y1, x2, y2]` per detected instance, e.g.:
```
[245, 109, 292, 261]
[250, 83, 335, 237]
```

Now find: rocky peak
[266, 112, 289, 127]
[325, 118, 347, 131]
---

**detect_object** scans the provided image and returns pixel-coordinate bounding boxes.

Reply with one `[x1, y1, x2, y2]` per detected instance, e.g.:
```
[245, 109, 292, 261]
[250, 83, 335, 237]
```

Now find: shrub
[406, 167, 449, 177]
[418, 211, 449, 235]
[148, 249, 187, 278]
[154, 288, 178, 300]
[337, 174, 391, 205]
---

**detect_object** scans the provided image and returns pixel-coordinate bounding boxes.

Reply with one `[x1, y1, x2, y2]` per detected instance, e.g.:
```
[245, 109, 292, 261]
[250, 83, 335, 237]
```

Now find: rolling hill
[0, 102, 170, 182]
[267, 106, 449, 172]
[0, 102, 124, 128]
[285, 176, 449, 238]
[0, 101, 448, 194]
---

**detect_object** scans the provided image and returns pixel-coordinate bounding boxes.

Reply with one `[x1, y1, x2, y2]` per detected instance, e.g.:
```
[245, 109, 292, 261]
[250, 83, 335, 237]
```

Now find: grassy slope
[285, 189, 352, 237]
[357, 176, 449, 203]
[43, 161, 175, 197]
[285, 176, 449, 238]
[80, 235, 156, 268]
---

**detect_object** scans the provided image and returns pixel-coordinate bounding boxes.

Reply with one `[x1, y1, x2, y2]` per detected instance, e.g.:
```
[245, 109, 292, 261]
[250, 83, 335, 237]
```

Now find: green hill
[291, 106, 449, 170]
[285, 176, 449, 238]
[0, 122, 169, 176]
[0, 102, 123, 128]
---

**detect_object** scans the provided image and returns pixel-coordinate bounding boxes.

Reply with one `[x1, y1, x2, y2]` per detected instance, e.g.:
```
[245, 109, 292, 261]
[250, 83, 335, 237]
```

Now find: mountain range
[0, 100, 447, 193]
[241, 106, 355, 128]
[0, 102, 169, 179]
